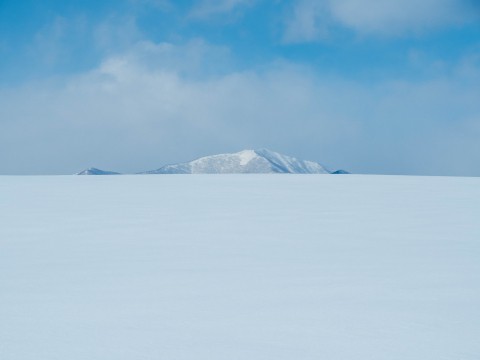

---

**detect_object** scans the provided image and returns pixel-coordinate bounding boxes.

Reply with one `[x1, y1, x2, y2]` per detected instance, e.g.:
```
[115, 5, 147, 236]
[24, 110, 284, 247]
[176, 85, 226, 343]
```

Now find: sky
[0, 0, 480, 175]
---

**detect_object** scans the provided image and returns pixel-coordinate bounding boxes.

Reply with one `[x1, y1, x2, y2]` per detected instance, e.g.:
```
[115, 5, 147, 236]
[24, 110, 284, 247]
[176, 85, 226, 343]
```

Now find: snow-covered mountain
[75, 149, 348, 175]
[144, 149, 341, 174]
[76, 168, 120, 175]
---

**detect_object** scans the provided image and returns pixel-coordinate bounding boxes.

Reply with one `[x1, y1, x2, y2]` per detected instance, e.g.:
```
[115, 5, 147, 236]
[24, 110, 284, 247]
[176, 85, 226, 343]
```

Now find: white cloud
[189, 0, 255, 19]
[284, 0, 479, 42]
[97, 39, 233, 77]
[283, 1, 331, 42]
[1, 40, 480, 175]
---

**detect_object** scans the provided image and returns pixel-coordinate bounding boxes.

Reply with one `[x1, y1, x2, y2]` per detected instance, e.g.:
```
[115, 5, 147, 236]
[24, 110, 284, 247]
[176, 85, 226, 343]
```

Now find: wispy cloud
[189, 0, 256, 19]
[284, 0, 479, 42]
[283, 1, 331, 42]
[30, 16, 73, 66]
[25, 13, 142, 74]
[129, 0, 172, 10]
[93, 15, 142, 53]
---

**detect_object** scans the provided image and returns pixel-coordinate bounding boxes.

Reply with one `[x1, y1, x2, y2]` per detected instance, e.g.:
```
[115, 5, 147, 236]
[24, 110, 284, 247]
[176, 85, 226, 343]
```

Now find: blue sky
[1, 0, 480, 175]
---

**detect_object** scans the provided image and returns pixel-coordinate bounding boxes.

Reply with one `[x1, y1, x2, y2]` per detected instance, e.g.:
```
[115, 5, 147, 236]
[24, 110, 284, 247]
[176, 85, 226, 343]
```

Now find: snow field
[1, 175, 479, 360]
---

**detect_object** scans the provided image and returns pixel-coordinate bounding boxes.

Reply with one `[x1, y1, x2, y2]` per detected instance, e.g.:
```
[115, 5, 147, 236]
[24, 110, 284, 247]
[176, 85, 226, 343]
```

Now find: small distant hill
[76, 167, 120, 175]
[331, 169, 350, 174]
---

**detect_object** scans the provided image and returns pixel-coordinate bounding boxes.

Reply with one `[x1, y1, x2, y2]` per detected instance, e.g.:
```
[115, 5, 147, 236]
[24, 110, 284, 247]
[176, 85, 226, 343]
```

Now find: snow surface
[1, 175, 480, 360]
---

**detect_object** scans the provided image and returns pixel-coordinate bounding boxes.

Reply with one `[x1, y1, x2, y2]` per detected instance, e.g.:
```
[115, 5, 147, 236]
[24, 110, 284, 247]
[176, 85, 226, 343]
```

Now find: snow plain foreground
[1, 175, 479, 360]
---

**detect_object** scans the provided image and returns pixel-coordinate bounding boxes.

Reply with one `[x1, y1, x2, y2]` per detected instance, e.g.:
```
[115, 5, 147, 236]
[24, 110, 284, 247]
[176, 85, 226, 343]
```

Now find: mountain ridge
[77, 149, 349, 175]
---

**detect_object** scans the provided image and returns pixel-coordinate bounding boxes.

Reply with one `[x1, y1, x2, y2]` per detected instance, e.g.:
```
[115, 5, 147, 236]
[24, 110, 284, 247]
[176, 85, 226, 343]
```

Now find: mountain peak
[145, 149, 334, 174]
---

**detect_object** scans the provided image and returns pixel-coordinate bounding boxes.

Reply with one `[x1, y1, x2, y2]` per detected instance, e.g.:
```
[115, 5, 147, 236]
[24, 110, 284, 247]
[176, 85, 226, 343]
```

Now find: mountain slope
[144, 149, 334, 174]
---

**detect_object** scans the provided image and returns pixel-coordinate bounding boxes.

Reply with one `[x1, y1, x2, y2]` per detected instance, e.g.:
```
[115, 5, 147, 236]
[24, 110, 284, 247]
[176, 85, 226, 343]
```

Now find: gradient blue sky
[1, 0, 480, 175]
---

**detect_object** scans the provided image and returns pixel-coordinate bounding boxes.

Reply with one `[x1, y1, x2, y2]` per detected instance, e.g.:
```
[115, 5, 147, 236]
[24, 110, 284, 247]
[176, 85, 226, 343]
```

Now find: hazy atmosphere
[1, 0, 480, 175]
